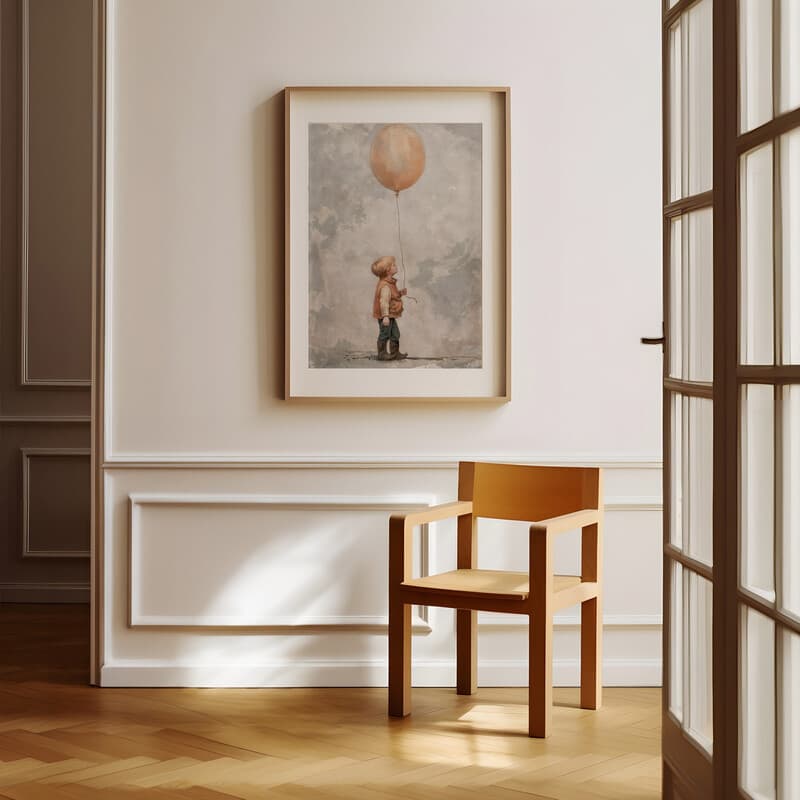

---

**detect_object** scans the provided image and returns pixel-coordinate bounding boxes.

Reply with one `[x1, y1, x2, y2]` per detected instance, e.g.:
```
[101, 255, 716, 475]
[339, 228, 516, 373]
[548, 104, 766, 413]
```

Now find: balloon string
[395, 192, 407, 287]
[395, 191, 418, 303]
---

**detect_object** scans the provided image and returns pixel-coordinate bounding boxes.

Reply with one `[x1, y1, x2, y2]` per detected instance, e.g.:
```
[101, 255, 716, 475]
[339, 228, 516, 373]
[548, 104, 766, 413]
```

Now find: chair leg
[388, 599, 411, 717]
[580, 597, 602, 710]
[528, 609, 552, 737]
[456, 609, 477, 695]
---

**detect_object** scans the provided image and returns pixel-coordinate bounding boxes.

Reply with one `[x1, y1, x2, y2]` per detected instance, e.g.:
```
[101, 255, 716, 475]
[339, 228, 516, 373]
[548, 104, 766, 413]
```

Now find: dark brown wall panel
[24, 451, 90, 556]
[0, 0, 91, 603]
[23, 0, 93, 385]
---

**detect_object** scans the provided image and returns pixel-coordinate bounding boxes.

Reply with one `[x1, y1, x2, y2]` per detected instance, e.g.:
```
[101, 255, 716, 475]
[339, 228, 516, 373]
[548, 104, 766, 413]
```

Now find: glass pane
[669, 210, 713, 381]
[741, 144, 775, 365]
[687, 398, 713, 565]
[740, 606, 776, 800]
[740, 0, 774, 132]
[686, 0, 712, 197]
[686, 571, 713, 752]
[669, 21, 683, 201]
[779, 0, 800, 115]
[669, 561, 684, 721]
[670, 217, 683, 378]
[671, 394, 684, 549]
[668, 2, 712, 201]
[671, 395, 713, 565]
[779, 628, 800, 799]
[782, 129, 800, 364]
[783, 385, 800, 619]
[688, 209, 713, 381]
[742, 384, 776, 602]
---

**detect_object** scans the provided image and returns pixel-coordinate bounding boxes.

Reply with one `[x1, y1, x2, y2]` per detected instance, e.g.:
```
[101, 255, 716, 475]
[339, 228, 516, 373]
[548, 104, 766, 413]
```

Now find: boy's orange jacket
[372, 277, 404, 319]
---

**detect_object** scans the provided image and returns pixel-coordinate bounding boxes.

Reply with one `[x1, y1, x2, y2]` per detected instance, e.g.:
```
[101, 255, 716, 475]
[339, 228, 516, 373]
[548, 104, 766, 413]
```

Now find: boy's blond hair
[370, 255, 395, 278]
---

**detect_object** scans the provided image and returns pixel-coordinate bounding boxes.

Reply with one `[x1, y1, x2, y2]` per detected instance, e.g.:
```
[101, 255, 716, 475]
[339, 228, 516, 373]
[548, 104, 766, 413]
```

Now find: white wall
[102, 0, 663, 687]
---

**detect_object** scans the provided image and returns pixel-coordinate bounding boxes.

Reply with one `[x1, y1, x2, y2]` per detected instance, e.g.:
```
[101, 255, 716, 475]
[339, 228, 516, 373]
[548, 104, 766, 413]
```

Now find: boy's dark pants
[377, 319, 400, 346]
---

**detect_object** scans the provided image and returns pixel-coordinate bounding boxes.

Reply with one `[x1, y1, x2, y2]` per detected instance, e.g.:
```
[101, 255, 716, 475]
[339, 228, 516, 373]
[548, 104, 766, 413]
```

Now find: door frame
[89, 0, 107, 687]
[661, 0, 718, 795]
[663, 0, 800, 796]
[711, 0, 737, 797]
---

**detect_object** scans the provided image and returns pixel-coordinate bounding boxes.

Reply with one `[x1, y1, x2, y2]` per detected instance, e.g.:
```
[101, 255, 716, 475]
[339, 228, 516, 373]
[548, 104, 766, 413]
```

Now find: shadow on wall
[251, 93, 285, 404]
[141, 508, 423, 686]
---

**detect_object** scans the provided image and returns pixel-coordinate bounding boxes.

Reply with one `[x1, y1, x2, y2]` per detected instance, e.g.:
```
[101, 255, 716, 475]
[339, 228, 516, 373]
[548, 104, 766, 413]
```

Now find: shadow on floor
[0, 603, 89, 685]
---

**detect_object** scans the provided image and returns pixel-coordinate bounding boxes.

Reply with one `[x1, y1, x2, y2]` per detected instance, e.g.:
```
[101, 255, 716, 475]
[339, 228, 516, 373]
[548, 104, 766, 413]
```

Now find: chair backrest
[457, 461, 601, 522]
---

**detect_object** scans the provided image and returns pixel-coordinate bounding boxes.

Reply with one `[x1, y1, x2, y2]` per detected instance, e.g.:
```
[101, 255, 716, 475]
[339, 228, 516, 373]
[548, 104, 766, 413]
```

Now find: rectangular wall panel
[23, 449, 90, 557]
[476, 504, 663, 626]
[0, 425, 90, 600]
[0, 0, 92, 603]
[129, 494, 433, 628]
[21, 0, 92, 385]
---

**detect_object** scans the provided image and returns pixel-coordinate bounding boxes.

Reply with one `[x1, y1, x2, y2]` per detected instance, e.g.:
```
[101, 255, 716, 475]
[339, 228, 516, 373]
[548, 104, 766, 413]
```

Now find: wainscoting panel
[128, 493, 432, 630]
[476, 506, 662, 626]
[102, 463, 662, 687]
[20, 0, 92, 386]
[0, 426, 89, 600]
[23, 448, 91, 557]
[0, 0, 91, 604]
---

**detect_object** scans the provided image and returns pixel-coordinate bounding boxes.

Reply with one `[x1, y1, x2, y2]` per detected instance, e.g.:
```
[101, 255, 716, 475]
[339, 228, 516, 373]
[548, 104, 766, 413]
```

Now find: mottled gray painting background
[308, 123, 482, 369]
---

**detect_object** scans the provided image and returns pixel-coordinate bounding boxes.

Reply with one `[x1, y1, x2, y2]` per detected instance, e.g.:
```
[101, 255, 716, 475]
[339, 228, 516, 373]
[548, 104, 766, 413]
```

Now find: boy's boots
[377, 338, 392, 361]
[376, 338, 407, 361]
[389, 340, 407, 360]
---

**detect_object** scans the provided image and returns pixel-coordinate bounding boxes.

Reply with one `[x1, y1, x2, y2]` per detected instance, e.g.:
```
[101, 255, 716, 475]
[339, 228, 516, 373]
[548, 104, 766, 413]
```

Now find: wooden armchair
[388, 461, 603, 738]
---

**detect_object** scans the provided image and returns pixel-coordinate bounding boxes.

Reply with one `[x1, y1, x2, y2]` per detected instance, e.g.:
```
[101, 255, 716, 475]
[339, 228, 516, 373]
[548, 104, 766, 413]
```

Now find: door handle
[641, 322, 665, 348]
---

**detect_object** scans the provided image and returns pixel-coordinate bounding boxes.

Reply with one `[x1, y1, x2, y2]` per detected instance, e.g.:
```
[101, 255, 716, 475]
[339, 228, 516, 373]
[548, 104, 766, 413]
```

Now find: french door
[662, 0, 800, 797]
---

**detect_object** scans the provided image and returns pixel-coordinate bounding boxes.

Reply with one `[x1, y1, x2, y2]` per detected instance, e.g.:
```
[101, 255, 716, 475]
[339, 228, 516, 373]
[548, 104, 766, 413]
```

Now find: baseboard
[101, 658, 662, 688]
[0, 582, 90, 603]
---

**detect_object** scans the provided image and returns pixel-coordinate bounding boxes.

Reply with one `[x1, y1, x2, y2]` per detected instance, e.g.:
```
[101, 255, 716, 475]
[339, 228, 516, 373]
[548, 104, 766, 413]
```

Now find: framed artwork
[285, 86, 510, 400]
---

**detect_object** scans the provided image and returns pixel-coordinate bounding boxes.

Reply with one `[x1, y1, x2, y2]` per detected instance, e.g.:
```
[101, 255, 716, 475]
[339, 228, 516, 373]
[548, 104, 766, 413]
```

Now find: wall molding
[21, 448, 91, 557]
[125, 491, 659, 632]
[127, 615, 432, 632]
[128, 493, 434, 630]
[100, 657, 662, 688]
[104, 455, 663, 470]
[128, 492, 437, 511]
[0, 416, 91, 424]
[605, 497, 662, 511]
[19, 0, 91, 388]
[0, 582, 89, 603]
[92, 0, 110, 687]
[480, 613, 662, 628]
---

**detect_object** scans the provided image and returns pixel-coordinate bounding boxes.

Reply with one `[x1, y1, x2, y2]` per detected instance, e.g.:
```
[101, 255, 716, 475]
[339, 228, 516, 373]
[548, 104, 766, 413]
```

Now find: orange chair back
[457, 461, 601, 523]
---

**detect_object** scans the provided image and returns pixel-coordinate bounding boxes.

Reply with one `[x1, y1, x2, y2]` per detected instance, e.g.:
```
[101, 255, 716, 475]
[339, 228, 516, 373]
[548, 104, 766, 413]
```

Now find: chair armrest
[528, 509, 603, 596]
[389, 501, 473, 585]
[529, 508, 601, 537]
[390, 501, 473, 532]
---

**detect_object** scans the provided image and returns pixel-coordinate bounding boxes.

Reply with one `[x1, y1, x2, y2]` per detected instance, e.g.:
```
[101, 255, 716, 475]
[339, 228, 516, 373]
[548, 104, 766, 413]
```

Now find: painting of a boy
[307, 122, 482, 370]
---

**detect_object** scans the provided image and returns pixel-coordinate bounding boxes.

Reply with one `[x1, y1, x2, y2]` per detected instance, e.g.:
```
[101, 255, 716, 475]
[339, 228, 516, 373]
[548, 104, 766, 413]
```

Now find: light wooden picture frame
[285, 86, 510, 401]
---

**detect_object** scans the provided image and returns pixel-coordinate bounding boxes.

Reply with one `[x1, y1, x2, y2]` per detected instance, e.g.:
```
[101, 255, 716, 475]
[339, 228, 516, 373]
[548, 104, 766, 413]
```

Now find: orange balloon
[369, 124, 426, 193]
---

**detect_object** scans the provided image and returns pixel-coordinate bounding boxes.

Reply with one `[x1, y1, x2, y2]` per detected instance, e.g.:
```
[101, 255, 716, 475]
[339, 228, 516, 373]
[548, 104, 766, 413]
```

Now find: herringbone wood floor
[0, 605, 661, 799]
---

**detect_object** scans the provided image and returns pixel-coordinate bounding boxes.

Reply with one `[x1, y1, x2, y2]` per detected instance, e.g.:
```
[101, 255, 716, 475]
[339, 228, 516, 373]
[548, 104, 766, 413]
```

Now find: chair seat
[401, 569, 582, 600]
